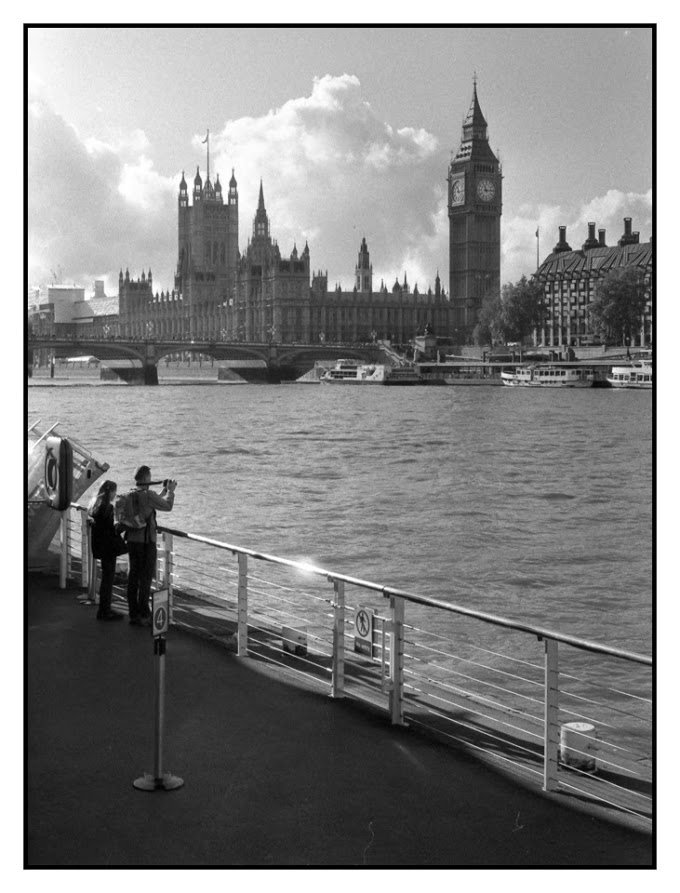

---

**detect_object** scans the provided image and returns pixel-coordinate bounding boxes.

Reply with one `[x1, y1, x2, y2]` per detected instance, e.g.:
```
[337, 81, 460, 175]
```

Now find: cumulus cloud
[208, 73, 445, 291]
[28, 93, 175, 294]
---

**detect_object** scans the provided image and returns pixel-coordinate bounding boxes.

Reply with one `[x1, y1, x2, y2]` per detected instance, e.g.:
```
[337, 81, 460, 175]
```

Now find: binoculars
[150, 479, 175, 488]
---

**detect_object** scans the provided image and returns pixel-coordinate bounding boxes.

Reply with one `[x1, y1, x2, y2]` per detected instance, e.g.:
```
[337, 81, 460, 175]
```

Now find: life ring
[44, 436, 73, 511]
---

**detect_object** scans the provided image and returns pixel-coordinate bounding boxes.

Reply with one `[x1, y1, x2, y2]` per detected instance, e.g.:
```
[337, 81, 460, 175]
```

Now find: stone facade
[448, 81, 502, 337]
[535, 218, 653, 348]
[118, 175, 453, 343]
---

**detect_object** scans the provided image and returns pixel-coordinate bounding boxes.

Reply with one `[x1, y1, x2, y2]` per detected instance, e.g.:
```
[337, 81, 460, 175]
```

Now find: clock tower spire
[448, 80, 502, 339]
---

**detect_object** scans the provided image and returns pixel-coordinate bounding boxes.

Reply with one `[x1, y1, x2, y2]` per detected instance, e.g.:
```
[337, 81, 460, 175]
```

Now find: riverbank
[26, 572, 653, 867]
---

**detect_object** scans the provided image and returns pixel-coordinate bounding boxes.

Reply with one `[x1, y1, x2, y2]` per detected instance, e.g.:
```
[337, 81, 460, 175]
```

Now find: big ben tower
[448, 80, 502, 336]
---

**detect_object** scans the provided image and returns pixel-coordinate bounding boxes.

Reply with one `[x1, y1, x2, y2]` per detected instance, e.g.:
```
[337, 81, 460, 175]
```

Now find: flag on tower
[535, 227, 539, 238]
[202, 130, 209, 144]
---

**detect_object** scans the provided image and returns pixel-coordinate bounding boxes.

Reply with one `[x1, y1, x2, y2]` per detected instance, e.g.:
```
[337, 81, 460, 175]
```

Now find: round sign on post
[152, 589, 169, 636]
[133, 587, 183, 792]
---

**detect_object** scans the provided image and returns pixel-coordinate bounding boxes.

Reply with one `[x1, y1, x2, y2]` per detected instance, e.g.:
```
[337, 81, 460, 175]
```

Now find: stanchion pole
[134, 591, 183, 792]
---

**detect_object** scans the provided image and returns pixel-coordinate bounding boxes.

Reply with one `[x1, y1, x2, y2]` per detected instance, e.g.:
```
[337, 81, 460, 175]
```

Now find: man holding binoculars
[125, 465, 177, 626]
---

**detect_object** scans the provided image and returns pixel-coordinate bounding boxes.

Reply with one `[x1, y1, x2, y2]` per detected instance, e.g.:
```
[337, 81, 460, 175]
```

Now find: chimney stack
[598, 229, 606, 247]
[554, 225, 572, 254]
[583, 221, 599, 250]
[618, 217, 636, 247]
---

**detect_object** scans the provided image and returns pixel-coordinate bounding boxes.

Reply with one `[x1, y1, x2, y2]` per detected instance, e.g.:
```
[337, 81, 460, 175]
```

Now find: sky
[27, 25, 653, 299]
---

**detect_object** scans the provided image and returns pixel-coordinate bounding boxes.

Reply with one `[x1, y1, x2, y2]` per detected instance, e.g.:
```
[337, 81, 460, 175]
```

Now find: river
[28, 374, 652, 661]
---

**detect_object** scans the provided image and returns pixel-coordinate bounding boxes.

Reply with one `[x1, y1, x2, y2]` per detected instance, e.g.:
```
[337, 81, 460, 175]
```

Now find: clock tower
[448, 81, 502, 336]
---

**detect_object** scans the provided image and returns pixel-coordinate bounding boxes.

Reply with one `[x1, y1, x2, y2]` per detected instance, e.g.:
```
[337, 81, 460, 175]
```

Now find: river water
[28, 375, 652, 661]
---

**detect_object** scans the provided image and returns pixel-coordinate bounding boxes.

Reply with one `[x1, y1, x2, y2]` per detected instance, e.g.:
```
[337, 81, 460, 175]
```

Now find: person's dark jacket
[89, 502, 126, 560]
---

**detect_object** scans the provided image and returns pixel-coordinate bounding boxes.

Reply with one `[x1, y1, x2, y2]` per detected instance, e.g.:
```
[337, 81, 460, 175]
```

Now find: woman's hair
[90, 479, 117, 515]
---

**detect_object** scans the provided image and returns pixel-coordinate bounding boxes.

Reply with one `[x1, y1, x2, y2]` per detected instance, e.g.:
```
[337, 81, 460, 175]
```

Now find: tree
[588, 267, 648, 345]
[500, 275, 544, 343]
[473, 293, 504, 347]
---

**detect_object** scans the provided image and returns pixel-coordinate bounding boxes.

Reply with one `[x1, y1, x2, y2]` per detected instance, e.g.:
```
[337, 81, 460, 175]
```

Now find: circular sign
[153, 606, 167, 634]
[356, 609, 370, 638]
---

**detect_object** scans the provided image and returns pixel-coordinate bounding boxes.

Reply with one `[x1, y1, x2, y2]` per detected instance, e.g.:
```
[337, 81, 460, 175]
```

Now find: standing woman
[88, 480, 126, 621]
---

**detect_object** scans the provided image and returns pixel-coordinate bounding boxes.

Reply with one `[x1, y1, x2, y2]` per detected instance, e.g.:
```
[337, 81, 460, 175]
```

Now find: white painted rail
[60, 506, 653, 830]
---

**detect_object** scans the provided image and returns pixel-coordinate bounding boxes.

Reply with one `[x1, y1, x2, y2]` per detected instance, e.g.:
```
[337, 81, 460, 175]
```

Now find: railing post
[389, 595, 406, 726]
[331, 579, 345, 699]
[237, 553, 248, 657]
[80, 510, 89, 589]
[164, 532, 174, 617]
[543, 637, 560, 792]
[59, 510, 69, 589]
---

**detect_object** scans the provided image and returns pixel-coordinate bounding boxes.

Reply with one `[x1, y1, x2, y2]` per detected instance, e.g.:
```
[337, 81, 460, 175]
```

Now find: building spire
[258, 178, 265, 211]
[202, 129, 210, 183]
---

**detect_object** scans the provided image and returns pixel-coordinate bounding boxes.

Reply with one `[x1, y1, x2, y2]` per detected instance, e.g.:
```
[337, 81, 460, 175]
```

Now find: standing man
[126, 465, 176, 626]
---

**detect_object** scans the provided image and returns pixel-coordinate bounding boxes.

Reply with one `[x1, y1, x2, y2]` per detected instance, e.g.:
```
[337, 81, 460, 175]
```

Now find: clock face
[451, 178, 464, 205]
[477, 179, 495, 202]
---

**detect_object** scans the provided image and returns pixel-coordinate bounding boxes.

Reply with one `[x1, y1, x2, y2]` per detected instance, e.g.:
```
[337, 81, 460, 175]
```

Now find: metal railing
[58, 505, 653, 830]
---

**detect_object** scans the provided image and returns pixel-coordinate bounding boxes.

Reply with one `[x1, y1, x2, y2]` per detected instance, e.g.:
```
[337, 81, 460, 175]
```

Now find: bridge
[26, 335, 385, 384]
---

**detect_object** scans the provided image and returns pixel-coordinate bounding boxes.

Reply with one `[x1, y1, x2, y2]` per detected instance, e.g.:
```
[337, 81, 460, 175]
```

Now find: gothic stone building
[535, 218, 653, 348]
[448, 82, 502, 337]
[119, 178, 453, 344]
[120, 85, 508, 345]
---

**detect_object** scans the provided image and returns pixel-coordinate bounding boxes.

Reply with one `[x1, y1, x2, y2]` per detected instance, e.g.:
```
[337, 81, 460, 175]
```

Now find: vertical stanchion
[164, 533, 174, 620]
[59, 511, 68, 589]
[543, 637, 560, 792]
[331, 579, 345, 699]
[237, 553, 248, 657]
[80, 511, 89, 589]
[389, 595, 406, 726]
[134, 589, 184, 792]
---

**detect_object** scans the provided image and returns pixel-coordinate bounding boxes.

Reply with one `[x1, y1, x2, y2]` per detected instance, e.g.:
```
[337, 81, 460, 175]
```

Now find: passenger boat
[27, 420, 109, 569]
[607, 362, 653, 389]
[500, 365, 594, 388]
[320, 360, 421, 385]
[320, 359, 384, 384]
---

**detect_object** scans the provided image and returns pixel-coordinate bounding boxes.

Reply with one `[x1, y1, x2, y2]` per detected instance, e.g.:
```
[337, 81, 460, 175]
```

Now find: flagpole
[536, 227, 540, 271]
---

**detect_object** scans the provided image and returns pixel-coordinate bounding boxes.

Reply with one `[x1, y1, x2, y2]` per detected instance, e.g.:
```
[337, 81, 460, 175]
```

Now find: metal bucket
[560, 721, 597, 772]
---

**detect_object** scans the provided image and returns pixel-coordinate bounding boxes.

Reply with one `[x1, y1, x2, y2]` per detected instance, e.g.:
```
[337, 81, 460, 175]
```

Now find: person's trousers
[97, 556, 116, 616]
[126, 542, 157, 619]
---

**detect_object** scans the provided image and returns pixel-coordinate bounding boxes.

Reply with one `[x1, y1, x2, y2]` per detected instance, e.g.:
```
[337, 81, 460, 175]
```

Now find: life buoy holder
[44, 436, 73, 511]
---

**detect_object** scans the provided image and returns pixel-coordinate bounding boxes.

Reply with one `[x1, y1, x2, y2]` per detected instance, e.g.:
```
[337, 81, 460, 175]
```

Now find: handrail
[157, 523, 652, 667]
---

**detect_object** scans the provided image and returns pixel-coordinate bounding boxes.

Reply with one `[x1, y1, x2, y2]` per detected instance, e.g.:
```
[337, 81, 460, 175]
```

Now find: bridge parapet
[26, 336, 387, 384]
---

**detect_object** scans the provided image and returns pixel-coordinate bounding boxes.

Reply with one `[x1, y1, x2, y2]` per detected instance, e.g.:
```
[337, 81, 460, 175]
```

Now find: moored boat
[606, 362, 653, 389]
[320, 359, 385, 384]
[320, 359, 422, 385]
[500, 365, 594, 388]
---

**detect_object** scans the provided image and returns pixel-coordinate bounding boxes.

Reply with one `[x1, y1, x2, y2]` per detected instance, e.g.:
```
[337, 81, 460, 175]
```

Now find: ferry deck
[26, 572, 653, 867]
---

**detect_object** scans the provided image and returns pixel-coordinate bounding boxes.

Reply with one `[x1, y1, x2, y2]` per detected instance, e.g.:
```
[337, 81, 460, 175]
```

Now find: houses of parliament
[118, 83, 503, 345]
[34, 83, 653, 349]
